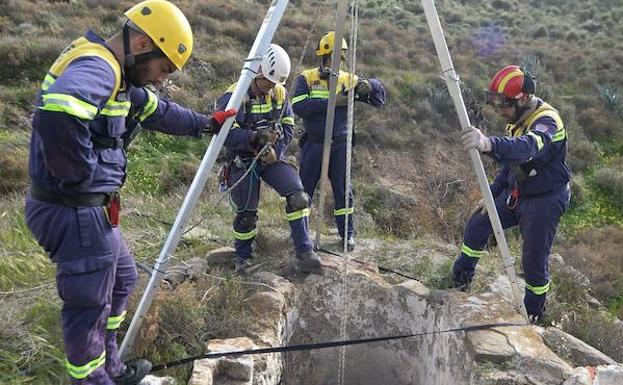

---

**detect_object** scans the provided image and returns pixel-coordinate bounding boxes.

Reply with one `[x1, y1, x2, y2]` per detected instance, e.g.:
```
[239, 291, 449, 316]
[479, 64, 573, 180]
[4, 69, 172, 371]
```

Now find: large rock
[185, 247, 604, 385]
[140, 375, 177, 385]
[563, 365, 623, 385]
[539, 327, 617, 367]
[188, 337, 255, 385]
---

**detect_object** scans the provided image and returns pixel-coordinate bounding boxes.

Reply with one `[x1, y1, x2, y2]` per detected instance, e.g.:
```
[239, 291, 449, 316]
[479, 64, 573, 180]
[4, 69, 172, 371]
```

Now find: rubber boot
[113, 359, 152, 385]
[346, 236, 355, 252]
[296, 249, 322, 273]
[234, 257, 250, 275]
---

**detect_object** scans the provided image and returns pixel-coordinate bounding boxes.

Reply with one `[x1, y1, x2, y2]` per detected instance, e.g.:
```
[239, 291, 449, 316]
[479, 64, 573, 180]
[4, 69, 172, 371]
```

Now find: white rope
[337, 2, 359, 384]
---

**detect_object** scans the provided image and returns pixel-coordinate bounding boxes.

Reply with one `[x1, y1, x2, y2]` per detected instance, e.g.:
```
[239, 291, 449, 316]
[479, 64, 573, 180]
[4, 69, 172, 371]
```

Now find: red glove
[206, 109, 237, 135]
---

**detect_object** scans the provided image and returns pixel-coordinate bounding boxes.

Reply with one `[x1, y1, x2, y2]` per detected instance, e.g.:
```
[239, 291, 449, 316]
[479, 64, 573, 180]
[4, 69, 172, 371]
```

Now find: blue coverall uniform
[25, 31, 209, 384]
[217, 83, 314, 261]
[452, 99, 571, 318]
[292, 68, 386, 239]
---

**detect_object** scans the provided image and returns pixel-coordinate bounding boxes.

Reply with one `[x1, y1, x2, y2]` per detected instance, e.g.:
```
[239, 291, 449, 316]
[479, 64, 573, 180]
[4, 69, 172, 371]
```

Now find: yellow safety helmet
[316, 31, 348, 57]
[125, 0, 193, 70]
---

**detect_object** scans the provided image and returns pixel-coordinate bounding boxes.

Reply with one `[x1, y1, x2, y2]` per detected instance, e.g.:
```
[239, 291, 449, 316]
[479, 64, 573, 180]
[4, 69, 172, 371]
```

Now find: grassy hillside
[1, 0, 623, 382]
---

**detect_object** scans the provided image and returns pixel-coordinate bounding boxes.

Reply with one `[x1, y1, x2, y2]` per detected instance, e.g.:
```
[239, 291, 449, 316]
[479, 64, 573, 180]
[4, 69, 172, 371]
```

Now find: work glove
[355, 79, 371, 97]
[471, 199, 487, 216]
[461, 125, 492, 153]
[335, 92, 350, 107]
[204, 109, 237, 135]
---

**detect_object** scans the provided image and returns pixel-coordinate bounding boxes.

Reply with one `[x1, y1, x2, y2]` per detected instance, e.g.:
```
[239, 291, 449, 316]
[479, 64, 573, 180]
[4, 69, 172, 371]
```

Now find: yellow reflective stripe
[527, 132, 544, 151]
[292, 94, 308, 104]
[310, 90, 329, 99]
[334, 207, 354, 216]
[286, 208, 310, 221]
[41, 73, 56, 91]
[281, 117, 294, 125]
[461, 243, 485, 258]
[106, 311, 127, 330]
[137, 89, 158, 122]
[524, 103, 564, 131]
[66, 350, 106, 380]
[40, 93, 98, 120]
[552, 129, 566, 142]
[234, 229, 257, 241]
[250, 104, 273, 114]
[526, 281, 550, 295]
[497, 69, 523, 93]
[100, 100, 131, 117]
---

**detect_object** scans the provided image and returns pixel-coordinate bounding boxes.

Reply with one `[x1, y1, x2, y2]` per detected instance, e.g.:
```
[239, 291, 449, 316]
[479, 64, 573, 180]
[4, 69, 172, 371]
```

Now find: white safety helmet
[260, 44, 291, 84]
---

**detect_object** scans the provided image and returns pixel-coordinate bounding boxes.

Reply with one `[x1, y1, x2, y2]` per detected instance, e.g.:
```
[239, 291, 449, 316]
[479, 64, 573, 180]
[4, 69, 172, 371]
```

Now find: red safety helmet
[484, 65, 535, 108]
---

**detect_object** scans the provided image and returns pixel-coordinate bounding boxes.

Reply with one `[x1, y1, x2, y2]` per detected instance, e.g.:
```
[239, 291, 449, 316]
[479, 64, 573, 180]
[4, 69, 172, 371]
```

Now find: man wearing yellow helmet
[292, 31, 387, 251]
[24, 1, 235, 384]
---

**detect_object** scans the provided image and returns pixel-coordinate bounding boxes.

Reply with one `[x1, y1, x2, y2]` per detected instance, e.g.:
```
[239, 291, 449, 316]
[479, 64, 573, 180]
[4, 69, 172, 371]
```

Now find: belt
[30, 185, 113, 207]
[92, 136, 124, 150]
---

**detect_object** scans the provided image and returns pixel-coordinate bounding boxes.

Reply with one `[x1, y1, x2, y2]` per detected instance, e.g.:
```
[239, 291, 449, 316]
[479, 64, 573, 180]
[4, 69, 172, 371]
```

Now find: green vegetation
[1, 0, 623, 382]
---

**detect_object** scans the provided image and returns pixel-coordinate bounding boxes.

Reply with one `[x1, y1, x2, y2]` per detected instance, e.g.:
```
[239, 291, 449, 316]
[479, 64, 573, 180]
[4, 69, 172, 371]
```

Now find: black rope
[150, 322, 521, 372]
[316, 247, 419, 281]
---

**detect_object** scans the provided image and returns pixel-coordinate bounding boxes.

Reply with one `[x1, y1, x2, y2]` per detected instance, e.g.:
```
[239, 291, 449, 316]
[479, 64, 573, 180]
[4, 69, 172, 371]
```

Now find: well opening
[280, 265, 472, 385]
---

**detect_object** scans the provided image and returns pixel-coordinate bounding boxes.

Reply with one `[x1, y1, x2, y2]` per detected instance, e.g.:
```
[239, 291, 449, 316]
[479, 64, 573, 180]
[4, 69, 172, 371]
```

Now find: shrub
[0, 143, 28, 194]
[567, 137, 599, 173]
[593, 167, 623, 210]
[577, 107, 617, 142]
[560, 226, 623, 304]
[533, 25, 549, 38]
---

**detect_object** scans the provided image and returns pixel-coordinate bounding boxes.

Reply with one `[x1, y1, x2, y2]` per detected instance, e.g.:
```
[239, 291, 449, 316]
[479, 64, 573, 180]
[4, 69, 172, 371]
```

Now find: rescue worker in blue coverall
[24, 1, 236, 384]
[453, 65, 571, 324]
[292, 31, 386, 251]
[217, 44, 322, 275]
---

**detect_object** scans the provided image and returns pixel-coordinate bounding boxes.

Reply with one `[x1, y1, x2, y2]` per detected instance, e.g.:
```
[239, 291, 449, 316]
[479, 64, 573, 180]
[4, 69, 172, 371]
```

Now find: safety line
[150, 322, 522, 372]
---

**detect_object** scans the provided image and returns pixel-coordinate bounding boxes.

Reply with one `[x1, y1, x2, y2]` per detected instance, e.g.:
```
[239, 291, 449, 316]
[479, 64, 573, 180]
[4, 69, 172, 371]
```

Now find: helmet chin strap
[122, 21, 165, 71]
[123, 23, 135, 68]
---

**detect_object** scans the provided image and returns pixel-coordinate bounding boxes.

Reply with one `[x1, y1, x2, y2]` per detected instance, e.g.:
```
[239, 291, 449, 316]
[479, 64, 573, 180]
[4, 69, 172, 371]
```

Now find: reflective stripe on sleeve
[40, 93, 99, 120]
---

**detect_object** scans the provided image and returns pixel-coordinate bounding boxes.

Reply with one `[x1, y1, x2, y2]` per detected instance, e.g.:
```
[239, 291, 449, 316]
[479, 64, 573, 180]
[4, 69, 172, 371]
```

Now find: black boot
[113, 359, 152, 385]
[296, 249, 322, 273]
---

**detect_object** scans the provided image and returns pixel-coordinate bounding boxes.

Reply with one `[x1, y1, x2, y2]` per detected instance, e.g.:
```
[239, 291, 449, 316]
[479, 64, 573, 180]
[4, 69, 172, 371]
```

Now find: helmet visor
[484, 91, 515, 108]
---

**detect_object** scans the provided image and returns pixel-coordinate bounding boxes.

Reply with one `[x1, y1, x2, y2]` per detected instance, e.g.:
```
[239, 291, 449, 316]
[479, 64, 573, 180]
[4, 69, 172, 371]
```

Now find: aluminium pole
[314, 0, 350, 248]
[421, 0, 528, 321]
[120, 0, 291, 359]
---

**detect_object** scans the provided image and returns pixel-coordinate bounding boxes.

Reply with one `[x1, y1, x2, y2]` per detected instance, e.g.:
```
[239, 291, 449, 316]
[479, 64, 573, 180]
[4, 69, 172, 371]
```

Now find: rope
[338, 2, 359, 384]
[150, 322, 522, 372]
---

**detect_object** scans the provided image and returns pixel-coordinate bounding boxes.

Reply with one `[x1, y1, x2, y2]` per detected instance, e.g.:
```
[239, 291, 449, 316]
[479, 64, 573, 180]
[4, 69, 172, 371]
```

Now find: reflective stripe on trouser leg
[261, 161, 314, 254]
[453, 192, 519, 285]
[518, 188, 569, 317]
[286, 208, 313, 254]
[24, 200, 120, 384]
[65, 350, 107, 380]
[327, 142, 354, 238]
[333, 206, 354, 239]
[230, 165, 260, 260]
[106, 237, 138, 378]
